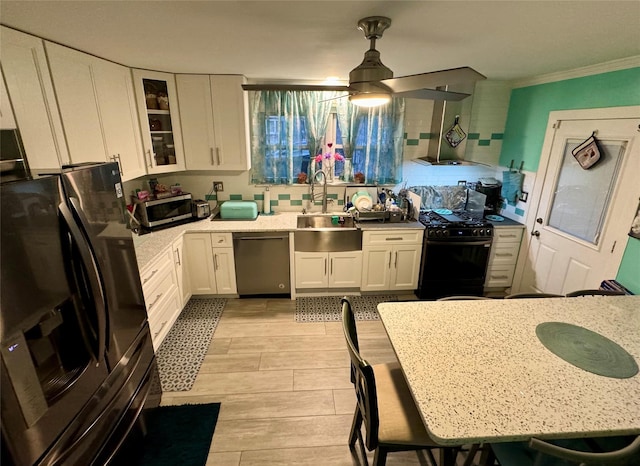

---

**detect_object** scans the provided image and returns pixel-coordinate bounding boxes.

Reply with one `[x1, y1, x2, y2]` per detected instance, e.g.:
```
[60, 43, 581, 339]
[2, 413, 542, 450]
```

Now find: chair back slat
[565, 289, 625, 297]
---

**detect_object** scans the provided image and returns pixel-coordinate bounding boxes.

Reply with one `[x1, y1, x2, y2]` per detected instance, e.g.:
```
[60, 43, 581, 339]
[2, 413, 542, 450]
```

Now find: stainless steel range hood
[414, 82, 480, 166]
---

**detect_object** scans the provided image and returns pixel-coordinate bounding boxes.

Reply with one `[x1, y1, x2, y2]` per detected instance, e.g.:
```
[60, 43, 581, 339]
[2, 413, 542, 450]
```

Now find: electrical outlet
[213, 181, 224, 192]
[519, 191, 529, 202]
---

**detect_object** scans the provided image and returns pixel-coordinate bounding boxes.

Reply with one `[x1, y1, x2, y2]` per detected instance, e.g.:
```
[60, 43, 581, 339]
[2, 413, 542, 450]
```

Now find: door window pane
[547, 139, 626, 244]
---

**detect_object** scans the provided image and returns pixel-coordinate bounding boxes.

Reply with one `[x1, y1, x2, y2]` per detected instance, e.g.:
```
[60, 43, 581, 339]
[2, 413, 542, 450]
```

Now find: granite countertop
[487, 216, 525, 228]
[377, 296, 640, 445]
[133, 211, 424, 270]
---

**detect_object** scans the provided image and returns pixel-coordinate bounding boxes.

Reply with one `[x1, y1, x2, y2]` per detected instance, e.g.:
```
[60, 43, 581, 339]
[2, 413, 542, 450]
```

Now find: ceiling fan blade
[242, 83, 350, 92]
[320, 94, 349, 103]
[380, 67, 486, 94]
[392, 88, 470, 101]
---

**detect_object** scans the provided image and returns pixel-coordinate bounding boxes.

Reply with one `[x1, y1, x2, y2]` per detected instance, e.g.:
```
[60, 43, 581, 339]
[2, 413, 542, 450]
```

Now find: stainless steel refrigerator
[1, 162, 159, 465]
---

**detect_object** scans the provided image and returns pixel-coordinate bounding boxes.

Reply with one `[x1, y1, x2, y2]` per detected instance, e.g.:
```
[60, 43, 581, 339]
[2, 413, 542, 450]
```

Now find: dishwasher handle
[234, 235, 288, 241]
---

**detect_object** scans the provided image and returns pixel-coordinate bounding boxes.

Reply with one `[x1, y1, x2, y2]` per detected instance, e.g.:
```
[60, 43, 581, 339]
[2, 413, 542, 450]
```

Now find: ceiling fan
[242, 16, 486, 107]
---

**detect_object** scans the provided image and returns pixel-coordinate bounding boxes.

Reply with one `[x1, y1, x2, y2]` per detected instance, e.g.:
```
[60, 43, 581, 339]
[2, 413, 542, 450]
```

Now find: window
[249, 91, 405, 185]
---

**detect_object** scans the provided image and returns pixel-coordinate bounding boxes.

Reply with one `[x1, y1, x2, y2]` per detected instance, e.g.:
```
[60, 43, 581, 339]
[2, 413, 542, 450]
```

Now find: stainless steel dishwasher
[232, 232, 290, 296]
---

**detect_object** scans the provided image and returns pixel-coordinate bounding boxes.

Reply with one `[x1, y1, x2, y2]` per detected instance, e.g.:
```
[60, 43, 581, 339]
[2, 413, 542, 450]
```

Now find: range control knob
[472, 229, 478, 236]
[443, 230, 450, 237]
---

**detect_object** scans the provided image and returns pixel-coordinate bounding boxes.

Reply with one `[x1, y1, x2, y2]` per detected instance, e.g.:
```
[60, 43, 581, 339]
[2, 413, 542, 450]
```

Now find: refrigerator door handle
[59, 201, 107, 366]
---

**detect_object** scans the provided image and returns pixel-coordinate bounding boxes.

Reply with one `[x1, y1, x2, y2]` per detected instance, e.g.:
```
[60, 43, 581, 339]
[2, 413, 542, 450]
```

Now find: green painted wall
[500, 67, 640, 294]
[500, 67, 640, 172]
[616, 238, 640, 294]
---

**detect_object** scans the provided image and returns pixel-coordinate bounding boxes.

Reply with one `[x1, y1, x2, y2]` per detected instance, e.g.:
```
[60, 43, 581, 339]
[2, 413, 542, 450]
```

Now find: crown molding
[511, 56, 640, 88]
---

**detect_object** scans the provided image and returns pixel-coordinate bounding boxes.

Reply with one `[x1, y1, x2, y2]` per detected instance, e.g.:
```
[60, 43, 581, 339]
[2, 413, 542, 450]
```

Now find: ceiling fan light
[349, 93, 391, 107]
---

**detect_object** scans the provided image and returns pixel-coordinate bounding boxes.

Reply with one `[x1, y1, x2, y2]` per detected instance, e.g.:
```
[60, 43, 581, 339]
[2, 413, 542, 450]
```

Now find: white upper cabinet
[0, 71, 17, 129]
[176, 74, 251, 171]
[132, 69, 186, 174]
[0, 27, 68, 168]
[46, 43, 147, 181]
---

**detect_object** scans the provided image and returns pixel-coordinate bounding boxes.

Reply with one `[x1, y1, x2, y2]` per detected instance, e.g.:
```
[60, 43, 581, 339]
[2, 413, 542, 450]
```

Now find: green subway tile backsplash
[406, 139, 419, 146]
[478, 140, 491, 146]
[254, 194, 264, 200]
[468, 133, 480, 140]
[302, 194, 311, 200]
[515, 207, 525, 216]
[205, 194, 217, 201]
[278, 194, 290, 200]
[419, 132, 433, 139]
[230, 194, 243, 200]
[491, 133, 504, 140]
[290, 199, 303, 206]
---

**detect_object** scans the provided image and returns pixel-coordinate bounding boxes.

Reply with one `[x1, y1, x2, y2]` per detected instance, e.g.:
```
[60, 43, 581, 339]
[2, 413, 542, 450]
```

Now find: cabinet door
[210, 75, 251, 171]
[45, 42, 109, 165]
[294, 252, 328, 288]
[184, 233, 217, 294]
[329, 251, 362, 288]
[176, 74, 217, 170]
[93, 59, 147, 181]
[213, 248, 237, 294]
[390, 245, 421, 290]
[0, 70, 16, 129]
[132, 69, 186, 174]
[172, 236, 191, 306]
[361, 247, 392, 292]
[1, 27, 68, 168]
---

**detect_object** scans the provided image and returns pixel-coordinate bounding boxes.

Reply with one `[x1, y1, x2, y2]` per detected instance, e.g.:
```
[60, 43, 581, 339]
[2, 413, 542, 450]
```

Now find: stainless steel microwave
[133, 192, 193, 228]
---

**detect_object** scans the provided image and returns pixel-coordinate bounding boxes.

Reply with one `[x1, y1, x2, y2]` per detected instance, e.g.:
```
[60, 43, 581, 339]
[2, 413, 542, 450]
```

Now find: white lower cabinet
[184, 232, 237, 295]
[139, 246, 181, 350]
[484, 227, 524, 289]
[172, 235, 191, 307]
[295, 251, 362, 289]
[361, 230, 423, 292]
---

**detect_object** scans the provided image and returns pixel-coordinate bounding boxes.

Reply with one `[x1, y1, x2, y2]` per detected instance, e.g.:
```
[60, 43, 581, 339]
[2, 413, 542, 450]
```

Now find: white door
[519, 108, 639, 294]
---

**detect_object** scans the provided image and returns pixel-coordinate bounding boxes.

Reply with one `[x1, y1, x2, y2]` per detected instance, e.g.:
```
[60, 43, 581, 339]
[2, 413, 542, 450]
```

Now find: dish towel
[502, 170, 523, 206]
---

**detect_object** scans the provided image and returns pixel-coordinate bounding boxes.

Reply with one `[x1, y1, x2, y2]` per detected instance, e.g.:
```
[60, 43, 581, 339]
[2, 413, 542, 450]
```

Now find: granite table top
[133, 211, 424, 270]
[377, 296, 640, 445]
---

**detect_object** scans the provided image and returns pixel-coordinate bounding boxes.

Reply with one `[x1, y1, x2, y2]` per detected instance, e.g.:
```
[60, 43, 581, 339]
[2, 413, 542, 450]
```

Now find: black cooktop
[418, 210, 492, 228]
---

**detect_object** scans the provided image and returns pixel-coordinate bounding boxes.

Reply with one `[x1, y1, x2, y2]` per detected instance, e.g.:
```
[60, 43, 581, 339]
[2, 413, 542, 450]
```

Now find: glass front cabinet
[132, 69, 185, 174]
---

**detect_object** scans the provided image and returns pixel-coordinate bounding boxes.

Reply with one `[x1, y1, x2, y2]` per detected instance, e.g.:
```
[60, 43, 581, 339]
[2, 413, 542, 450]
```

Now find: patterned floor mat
[295, 295, 402, 322]
[156, 298, 226, 392]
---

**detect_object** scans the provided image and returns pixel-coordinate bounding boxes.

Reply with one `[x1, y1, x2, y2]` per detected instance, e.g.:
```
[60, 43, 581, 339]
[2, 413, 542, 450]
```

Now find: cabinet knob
[532, 230, 540, 237]
[536, 217, 544, 224]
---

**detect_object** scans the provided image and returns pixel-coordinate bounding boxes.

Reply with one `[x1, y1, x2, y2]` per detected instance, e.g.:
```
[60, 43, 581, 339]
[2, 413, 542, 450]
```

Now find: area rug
[295, 295, 402, 322]
[131, 403, 220, 466]
[156, 298, 225, 392]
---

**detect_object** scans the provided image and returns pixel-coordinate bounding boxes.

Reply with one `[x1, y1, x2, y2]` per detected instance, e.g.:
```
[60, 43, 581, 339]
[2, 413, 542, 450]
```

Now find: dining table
[377, 296, 640, 448]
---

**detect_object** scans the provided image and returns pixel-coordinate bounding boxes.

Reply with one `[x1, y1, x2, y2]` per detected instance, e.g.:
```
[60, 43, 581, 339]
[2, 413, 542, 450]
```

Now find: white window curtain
[249, 91, 405, 185]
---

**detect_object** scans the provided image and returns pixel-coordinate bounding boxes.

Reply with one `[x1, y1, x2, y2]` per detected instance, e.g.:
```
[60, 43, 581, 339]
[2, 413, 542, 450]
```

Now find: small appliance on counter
[192, 199, 210, 219]
[219, 200, 258, 220]
[475, 178, 502, 216]
[132, 191, 193, 229]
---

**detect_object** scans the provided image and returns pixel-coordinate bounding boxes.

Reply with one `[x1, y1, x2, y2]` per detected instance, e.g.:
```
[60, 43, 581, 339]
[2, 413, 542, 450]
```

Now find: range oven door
[418, 238, 492, 299]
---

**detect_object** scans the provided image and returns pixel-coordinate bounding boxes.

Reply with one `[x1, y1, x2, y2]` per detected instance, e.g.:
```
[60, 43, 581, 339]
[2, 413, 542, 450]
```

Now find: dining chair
[565, 289, 626, 297]
[504, 292, 564, 299]
[341, 297, 459, 466]
[490, 435, 640, 466]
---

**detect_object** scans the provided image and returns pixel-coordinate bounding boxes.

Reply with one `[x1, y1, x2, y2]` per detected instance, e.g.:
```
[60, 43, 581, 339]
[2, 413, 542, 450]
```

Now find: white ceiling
[1, 1, 639, 83]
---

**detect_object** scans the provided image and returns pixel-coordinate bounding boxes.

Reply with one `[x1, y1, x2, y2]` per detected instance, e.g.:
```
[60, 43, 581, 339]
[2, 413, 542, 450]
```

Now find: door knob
[536, 218, 543, 224]
[532, 230, 540, 237]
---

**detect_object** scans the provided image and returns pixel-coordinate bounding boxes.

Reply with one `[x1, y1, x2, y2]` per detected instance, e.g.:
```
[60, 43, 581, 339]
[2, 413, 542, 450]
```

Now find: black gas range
[417, 210, 494, 299]
[418, 210, 494, 240]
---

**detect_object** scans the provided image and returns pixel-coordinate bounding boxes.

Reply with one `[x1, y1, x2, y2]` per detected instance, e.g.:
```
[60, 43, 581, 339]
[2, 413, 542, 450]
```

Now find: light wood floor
[160, 298, 476, 466]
